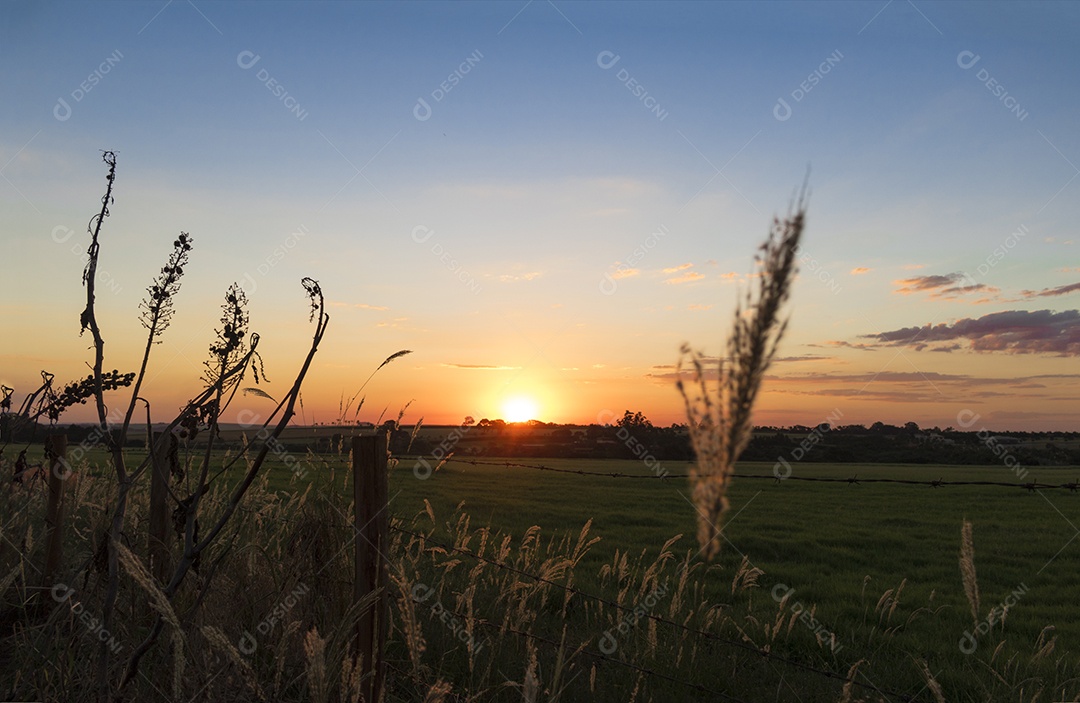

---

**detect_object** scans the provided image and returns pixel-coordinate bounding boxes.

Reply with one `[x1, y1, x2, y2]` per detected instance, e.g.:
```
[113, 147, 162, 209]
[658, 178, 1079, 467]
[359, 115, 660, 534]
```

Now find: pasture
[5, 437, 1080, 701]
[388, 456, 1080, 700]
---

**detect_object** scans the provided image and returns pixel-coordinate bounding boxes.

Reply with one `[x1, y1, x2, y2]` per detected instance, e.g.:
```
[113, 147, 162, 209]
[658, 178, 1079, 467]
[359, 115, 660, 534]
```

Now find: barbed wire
[433, 456, 1078, 491]
[431, 602, 752, 702]
[389, 523, 913, 702]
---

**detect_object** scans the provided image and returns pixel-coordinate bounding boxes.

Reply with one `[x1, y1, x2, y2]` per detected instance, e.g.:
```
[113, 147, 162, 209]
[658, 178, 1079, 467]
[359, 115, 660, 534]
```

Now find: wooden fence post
[42, 433, 68, 591]
[148, 431, 175, 584]
[352, 434, 388, 703]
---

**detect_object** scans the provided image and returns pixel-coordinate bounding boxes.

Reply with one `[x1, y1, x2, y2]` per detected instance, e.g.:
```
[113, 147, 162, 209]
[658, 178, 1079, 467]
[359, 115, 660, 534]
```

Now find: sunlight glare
[502, 396, 539, 423]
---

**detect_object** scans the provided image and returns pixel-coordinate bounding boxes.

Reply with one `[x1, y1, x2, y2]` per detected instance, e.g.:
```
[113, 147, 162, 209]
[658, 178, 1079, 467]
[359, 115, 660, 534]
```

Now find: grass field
[5, 441, 1080, 701]
[386, 456, 1080, 699]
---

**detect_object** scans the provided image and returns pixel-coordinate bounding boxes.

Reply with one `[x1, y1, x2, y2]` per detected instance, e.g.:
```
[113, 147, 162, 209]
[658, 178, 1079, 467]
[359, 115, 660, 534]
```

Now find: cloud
[811, 340, 878, 351]
[850, 267, 872, 275]
[442, 363, 521, 370]
[860, 309, 1080, 356]
[688, 303, 713, 311]
[666, 271, 706, 285]
[663, 263, 694, 274]
[611, 267, 640, 280]
[329, 301, 389, 310]
[902, 264, 927, 270]
[1020, 282, 1080, 299]
[498, 271, 543, 282]
[743, 370, 1080, 406]
[894, 274, 960, 293]
[893, 273, 999, 300]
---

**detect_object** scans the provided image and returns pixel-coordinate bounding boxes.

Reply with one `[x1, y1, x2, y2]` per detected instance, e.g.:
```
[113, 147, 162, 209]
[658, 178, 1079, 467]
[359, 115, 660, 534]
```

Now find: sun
[502, 396, 539, 423]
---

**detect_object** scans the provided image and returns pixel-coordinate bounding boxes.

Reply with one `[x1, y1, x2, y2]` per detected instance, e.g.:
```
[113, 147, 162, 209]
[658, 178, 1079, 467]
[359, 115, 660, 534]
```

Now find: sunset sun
[502, 396, 539, 423]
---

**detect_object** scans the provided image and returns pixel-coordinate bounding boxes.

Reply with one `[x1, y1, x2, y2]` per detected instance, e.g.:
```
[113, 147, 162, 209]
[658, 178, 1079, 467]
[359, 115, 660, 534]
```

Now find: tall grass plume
[678, 189, 807, 558]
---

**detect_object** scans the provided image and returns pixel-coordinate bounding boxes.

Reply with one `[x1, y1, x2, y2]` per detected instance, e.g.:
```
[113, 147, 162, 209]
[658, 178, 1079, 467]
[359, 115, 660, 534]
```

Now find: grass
[6, 440, 1078, 701]
[387, 454, 1080, 701]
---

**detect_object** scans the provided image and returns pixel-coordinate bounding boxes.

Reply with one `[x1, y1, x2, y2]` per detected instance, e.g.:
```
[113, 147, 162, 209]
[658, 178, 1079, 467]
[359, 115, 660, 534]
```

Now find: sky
[2, 1, 1079, 431]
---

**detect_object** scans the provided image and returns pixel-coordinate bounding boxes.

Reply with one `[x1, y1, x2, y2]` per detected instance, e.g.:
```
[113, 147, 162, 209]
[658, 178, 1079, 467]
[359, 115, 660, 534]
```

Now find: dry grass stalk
[303, 626, 329, 703]
[522, 638, 540, 703]
[915, 658, 946, 703]
[960, 519, 980, 628]
[678, 192, 807, 558]
[423, 680, 453, 703]
[339, 650, 363, 703]
[200, 625, 266, 701]
[115, 541, 185, 695]
[730, 555, 764, 595]
[838, 658, 866, 703]
[1033, 625, 1057, 662]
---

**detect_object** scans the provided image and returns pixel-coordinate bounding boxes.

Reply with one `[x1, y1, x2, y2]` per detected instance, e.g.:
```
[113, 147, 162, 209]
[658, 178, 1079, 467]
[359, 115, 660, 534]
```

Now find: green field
[385, 456, 1080, 699]
[6, 442, 1080, 701]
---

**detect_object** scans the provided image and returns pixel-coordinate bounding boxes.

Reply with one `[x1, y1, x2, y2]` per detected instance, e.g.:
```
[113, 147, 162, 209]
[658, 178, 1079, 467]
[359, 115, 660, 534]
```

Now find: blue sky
[3, 1, 1079, 429]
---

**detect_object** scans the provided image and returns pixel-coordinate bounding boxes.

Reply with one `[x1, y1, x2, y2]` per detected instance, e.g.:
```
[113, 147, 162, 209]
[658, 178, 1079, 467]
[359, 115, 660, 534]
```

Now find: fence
[430, 455, 1080, 490]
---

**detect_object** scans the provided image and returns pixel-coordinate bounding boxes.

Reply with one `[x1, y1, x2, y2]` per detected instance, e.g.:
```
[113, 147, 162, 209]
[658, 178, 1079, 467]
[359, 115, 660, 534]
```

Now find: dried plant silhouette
[678, 189, 807, 559]
[960, 518, 980, 629]
[0, 151, 401, 699]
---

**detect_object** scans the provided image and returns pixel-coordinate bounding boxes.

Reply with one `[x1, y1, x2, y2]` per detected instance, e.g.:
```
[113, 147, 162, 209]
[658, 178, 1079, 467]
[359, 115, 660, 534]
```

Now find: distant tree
[616, 410, 653, 434]
[550, 428, 573, 443]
